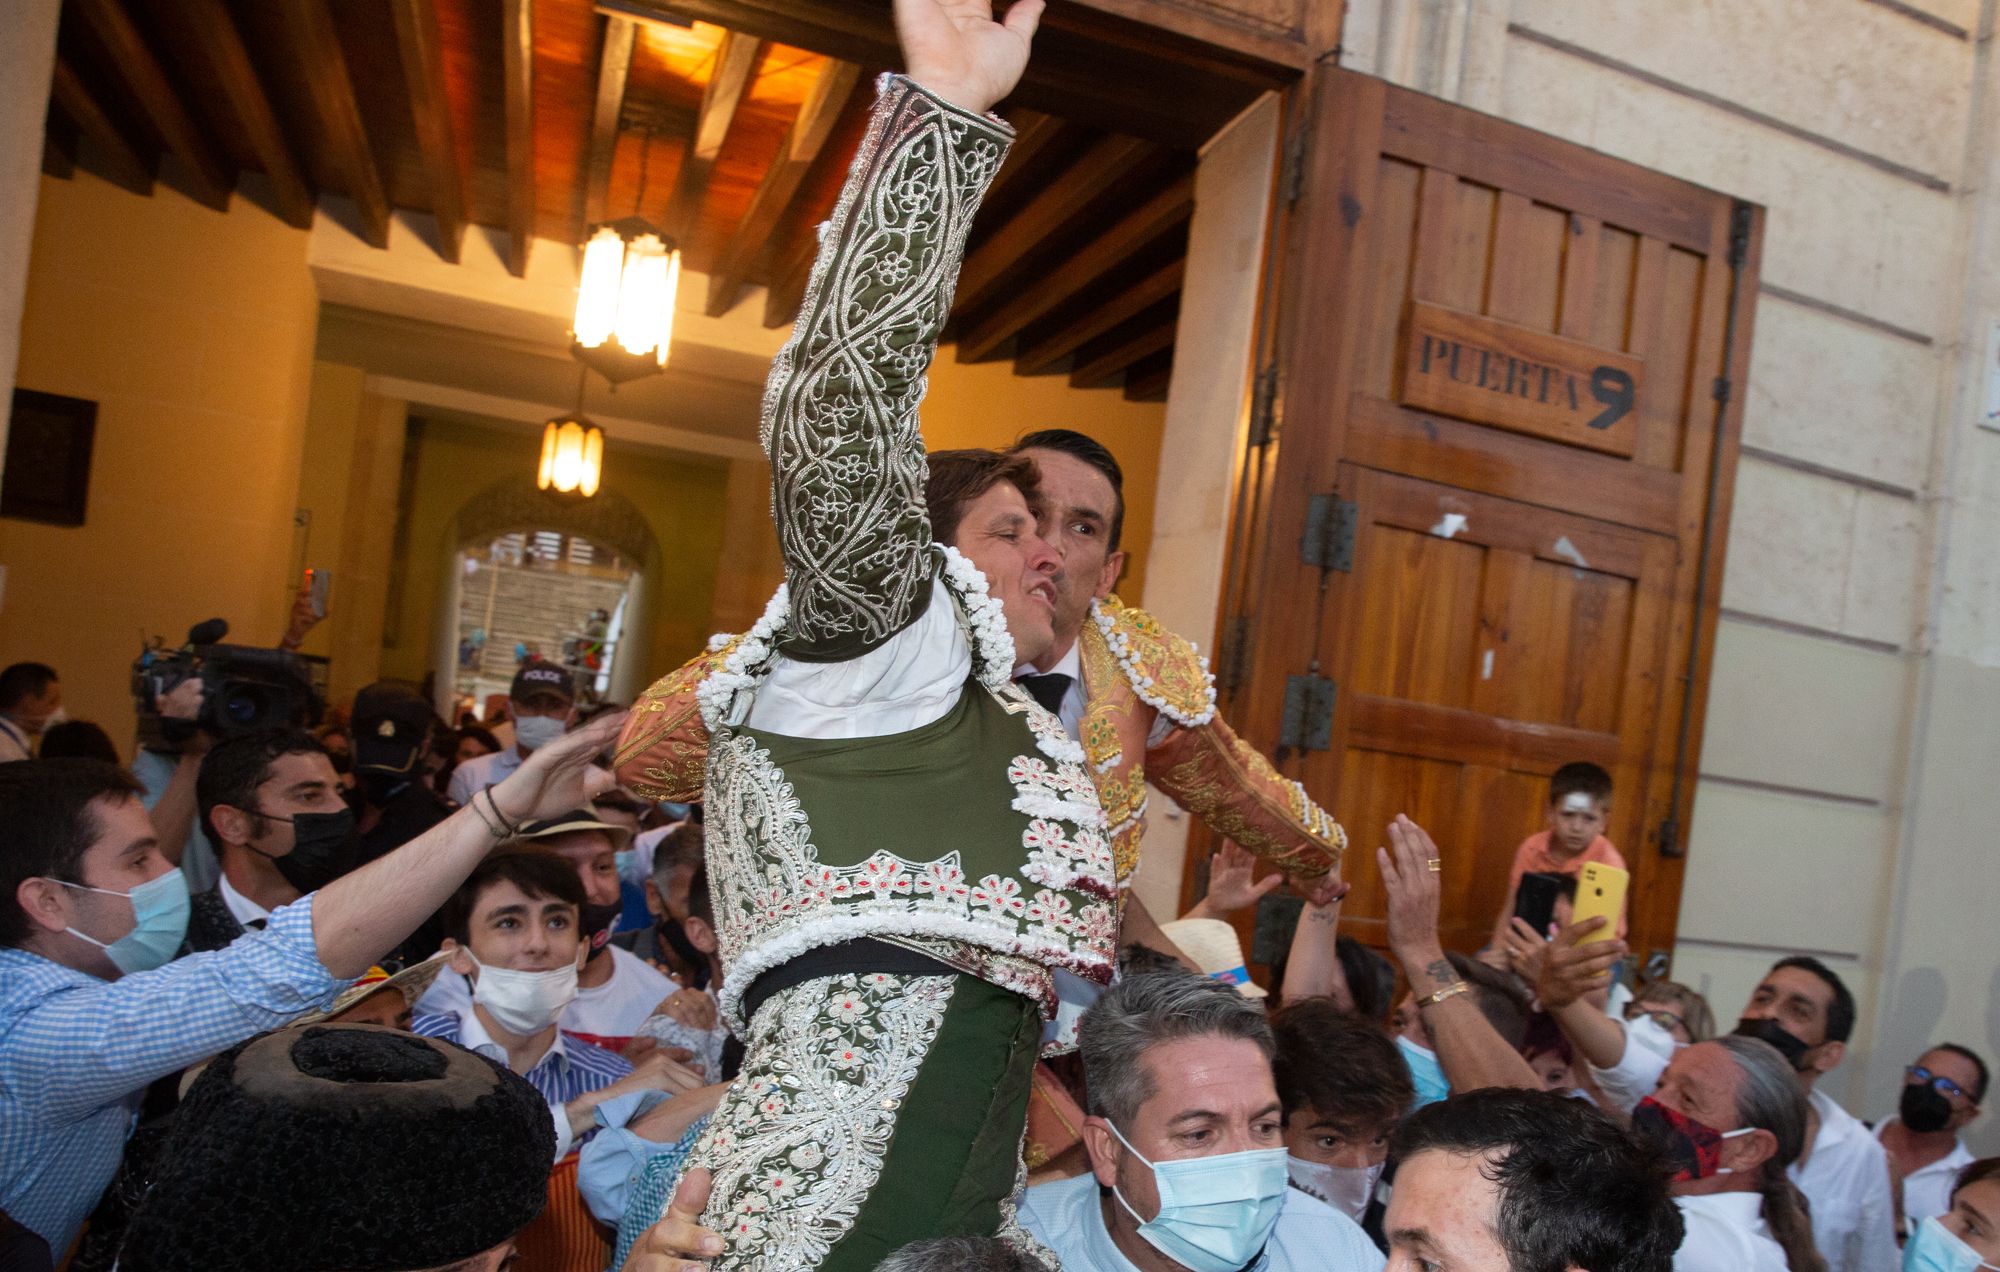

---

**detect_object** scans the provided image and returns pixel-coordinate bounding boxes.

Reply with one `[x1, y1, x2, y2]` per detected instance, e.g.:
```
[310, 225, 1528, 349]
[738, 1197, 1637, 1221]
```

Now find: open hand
[1201, 842, 1285, 915]
[1377, 815, 1443, 960]
[623, 1167, 723, 1271]
[1500, 916, 1550, 983]
[894, 0, 1044, 114]
[490, 711, 623, 823]
[1536, 917, 1625, 1009]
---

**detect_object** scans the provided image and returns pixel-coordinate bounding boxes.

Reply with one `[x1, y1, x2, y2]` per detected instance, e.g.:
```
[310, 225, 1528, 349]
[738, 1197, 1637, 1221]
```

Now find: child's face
[1547, 792, 1608, 856]
[1528, 1050, 1573, 1092]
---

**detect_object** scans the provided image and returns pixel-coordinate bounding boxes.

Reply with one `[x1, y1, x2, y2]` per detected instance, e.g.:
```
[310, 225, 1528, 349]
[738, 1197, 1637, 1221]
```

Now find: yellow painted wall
[0, 171, 317, 744]
[378, 413, 731, 694]
[924, 345, 1166, 603]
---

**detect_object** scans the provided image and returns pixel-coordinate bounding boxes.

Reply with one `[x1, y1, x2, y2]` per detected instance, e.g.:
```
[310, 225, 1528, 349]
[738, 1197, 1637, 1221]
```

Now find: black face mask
[1900, 1081, 1955, 1134]
[657, 918, 710, 989]
[253, 806, 361, 893]
[580, 899, 623, 953]
[1733, 1017, 1815, 1071]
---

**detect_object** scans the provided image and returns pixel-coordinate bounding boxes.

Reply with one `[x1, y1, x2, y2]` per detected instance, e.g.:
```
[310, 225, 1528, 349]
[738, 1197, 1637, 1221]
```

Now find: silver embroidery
[690, 973, 956, 1269]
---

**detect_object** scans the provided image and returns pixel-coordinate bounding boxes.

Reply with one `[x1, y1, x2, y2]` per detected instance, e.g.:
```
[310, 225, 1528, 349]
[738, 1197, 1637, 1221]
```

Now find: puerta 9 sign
[1399, 301, 1646, 457]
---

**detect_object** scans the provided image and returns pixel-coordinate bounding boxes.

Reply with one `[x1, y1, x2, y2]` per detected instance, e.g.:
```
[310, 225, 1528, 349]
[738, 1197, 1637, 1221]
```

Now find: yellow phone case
[1572, 862, 1628, 944]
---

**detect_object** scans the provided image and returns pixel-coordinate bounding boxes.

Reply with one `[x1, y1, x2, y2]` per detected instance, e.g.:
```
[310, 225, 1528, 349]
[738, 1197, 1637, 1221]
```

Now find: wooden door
[1201, 69, 1764, 970]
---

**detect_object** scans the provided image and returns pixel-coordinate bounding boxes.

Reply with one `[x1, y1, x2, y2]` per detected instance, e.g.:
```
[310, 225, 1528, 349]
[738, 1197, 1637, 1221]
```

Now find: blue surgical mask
[1398, 1035, 1450, 1109]
[1906, 1217, 2000, 1272]
[1107, 1120, 1288, 1272]
[49, 868, 192, 975]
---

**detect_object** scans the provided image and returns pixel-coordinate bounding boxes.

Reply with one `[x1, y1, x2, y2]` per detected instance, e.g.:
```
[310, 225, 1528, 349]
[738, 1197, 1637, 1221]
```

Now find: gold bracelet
[1418, 981, 1469, 1009]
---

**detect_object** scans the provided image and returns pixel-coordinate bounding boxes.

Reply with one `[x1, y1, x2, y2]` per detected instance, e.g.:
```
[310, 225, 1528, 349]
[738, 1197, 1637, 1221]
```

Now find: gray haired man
[1018, 972, 1385, 1272]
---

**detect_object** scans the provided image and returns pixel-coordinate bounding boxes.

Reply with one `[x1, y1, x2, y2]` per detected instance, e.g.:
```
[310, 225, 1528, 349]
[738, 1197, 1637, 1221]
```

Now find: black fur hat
[120, 1024, 554, 1272]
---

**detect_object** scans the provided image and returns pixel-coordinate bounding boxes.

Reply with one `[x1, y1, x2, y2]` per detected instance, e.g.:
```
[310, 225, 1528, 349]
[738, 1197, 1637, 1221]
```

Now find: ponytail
[1756, 1172, 1825, 1272]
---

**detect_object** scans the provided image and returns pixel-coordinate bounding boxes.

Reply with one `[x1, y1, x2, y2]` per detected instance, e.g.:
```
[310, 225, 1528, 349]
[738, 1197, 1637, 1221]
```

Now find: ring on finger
[1426, 858, 1442, 872]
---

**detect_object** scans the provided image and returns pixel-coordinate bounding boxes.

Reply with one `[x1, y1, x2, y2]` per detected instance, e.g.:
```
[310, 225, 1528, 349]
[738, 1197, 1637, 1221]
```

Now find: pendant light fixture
[570, 128, 680, 384]
[538, 368, 603, 498]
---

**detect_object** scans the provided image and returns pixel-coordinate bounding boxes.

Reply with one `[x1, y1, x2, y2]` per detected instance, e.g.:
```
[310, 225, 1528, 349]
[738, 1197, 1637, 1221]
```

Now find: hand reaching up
[489, 710, 623, 824]
[894, 0, 1044, 114]
[623, 1167, 723, 1271]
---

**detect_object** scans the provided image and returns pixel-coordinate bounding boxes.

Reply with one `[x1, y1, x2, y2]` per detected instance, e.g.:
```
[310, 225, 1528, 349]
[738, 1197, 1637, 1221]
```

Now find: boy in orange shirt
[1488, 761, 1626, 950]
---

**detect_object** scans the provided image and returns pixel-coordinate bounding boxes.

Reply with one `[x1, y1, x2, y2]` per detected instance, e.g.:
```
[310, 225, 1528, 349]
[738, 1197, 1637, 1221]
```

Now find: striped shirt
[0, 899, 349, 1253]
[412, 1006, 632, 1160]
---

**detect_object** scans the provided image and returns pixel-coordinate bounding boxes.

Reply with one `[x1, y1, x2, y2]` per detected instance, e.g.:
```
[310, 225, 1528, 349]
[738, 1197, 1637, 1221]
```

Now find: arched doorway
[432, 477, 662, 716]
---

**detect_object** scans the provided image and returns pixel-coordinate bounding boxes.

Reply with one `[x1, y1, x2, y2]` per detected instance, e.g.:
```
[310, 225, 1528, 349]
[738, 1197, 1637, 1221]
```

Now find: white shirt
[217, 874, 272, 931]
[1875, 1115, 1977, 1230]
[745, 577, 970, 739]
[417, 943, 674, 1050]
[1018, 1170, 1385, 1272]
[446, 745, 527, 808]
[1585, 1012, 1680, 1113]
[1799, 1087, 1902, 1272]
[1016, 639, 1086, 740]
[1673, 1191, 1788, 1272]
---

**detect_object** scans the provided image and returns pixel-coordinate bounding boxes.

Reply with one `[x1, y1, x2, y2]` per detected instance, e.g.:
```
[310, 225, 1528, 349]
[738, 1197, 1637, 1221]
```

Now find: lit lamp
[571, 216, 682, 385]
[536, 412, 603, 498]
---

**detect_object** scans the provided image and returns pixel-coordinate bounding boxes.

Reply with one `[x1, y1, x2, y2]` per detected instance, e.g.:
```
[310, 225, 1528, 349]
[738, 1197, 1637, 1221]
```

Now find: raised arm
[1381, 817, 1542, 1093]
[764, 61, 1019, 659]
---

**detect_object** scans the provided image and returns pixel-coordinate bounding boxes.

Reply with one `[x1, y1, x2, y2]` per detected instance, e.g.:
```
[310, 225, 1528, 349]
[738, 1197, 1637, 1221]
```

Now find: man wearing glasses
[1878, 1045, 1989, 1237]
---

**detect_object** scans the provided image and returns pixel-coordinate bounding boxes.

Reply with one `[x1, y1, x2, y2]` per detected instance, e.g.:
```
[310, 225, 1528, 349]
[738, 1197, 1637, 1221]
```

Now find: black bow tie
[1016, 672, 1073, 717]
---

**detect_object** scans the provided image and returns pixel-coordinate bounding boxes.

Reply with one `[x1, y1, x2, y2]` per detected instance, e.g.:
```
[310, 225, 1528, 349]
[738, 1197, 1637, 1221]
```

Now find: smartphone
[1571, 862, 1628, 945]
[1513, 871, 1565, 937]
[305, 568, 332, 619]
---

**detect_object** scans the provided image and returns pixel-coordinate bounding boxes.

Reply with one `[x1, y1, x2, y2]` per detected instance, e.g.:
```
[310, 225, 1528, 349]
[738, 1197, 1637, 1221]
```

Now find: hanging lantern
[537, 413, 603, 498]
[572, 216, 682, 385]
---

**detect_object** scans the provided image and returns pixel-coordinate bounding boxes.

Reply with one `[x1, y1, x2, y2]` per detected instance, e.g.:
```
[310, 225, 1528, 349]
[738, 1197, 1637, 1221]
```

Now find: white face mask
[1287, 1155, 1383, 1221]
[466, 949, 579, 1035]
[512, 714, 567, 752]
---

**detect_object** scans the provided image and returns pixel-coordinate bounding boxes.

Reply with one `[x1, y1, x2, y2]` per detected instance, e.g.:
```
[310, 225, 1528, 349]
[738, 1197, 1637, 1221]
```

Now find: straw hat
[1159, 918, 1267, 999]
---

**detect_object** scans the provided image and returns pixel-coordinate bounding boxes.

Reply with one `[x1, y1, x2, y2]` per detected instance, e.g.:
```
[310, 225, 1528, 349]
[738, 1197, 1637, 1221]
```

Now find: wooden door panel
[1203, 68, 1761, 971]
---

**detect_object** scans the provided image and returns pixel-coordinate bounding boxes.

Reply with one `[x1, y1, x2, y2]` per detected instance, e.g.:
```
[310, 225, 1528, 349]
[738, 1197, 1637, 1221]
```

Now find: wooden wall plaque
[1399, 301, 1645, 457]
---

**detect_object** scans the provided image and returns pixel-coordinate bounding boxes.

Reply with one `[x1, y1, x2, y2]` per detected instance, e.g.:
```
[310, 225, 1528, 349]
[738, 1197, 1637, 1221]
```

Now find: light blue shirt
[0, 899, 350, 1253]
[1018, 1170, 1386, 1272]
[131, 748, 218, 893]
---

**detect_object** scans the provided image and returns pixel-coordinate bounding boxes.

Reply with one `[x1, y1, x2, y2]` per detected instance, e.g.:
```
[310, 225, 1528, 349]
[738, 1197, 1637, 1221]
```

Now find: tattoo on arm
[1306, 907, 1339, 925]
[1425, 958, 1456, 987]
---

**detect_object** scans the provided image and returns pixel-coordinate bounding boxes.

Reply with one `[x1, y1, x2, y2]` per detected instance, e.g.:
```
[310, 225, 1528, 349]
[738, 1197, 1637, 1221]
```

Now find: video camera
[132, 618, 327, 750]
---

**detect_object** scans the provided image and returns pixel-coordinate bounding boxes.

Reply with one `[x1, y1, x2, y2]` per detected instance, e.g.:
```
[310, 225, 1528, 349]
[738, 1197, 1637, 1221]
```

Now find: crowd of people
[0, 3, 1992, 1272]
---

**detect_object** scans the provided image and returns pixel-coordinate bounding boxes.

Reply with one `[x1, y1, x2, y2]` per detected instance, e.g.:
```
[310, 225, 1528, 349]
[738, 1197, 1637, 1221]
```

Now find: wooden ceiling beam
[73, 0, 233, 210]
[582, 15, 636, 228]
[661, 29, 762, 243]
[763, 225, 817, 328]
[1012, 257, 1183, 374]
[954, 134, 1152, 315]
[391, 0, 467, 261]
[959, 170, 1192, 362]
[1123, 348, 1174, 401]
[49, 57, 153, 195]
[274, 0, 390, 247]
[176, 0, 315, 228]
[43, 110, 79, 180]
[705, 58, 863, 317]
[1069, 305, 1178, 389]
[975, 109, 1065, 214]
[501, 0, 535, 275]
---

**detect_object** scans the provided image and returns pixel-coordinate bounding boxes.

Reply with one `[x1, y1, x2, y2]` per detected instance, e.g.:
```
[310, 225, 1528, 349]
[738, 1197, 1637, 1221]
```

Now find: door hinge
[1278, 673, 1337, 751]
[1282, 116, 1312, 206]
[1711, 376, 1731, 405]
[1216, 614, 1253, 698]
[1248, 364, 1280, 448]
[1727, 200, 1753, 270]
[1300, 494, 1358, 571]
[1656, 814, 1685, 860]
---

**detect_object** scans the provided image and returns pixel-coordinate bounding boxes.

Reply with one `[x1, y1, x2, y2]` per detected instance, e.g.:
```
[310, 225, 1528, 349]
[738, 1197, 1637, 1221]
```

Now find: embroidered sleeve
[764, 74, 1013, 661]
[1147, 714, 1347, 881]
[613, 639, 731, 801]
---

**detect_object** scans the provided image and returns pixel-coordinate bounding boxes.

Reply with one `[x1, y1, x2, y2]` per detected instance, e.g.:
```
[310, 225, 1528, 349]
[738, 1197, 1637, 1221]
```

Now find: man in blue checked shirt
[0, 710, 625, 1261]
